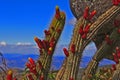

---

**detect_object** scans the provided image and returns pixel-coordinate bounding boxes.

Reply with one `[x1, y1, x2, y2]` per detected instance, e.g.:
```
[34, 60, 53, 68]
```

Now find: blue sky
[0, 0, 74, 45]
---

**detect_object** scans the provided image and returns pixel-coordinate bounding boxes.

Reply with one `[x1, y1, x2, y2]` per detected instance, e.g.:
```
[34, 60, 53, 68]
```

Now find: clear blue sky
[0, 0, 74, 45]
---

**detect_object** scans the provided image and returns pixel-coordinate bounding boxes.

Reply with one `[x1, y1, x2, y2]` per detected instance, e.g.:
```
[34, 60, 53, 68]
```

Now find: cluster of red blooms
[26, 58, 37, 75]
[6, 70, 17, 80]
[114, 19, 120, 34]
[112, 0, 120, 6]
[112, 47, 120, 71]
[26, 58, 44, 80]
[34, 36, 55, 55]
[69, 77, 74, 80]
[83, 6, 97, 21]
[34, 6, 63, 56]
[79, 6, 97, 39]
[79, 23, 91, 39]
[63, 44, 75, 57]
[105, 35, 113, 45]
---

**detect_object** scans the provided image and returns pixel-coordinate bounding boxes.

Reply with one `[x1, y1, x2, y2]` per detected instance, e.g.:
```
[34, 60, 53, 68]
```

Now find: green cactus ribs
[23, 6, 66, 80]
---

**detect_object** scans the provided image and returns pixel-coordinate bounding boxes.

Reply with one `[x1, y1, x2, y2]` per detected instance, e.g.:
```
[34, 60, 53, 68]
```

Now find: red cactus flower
[82, 33, 87, 39]
[6, 70, 13, 80]
[28, 57, 35, 65]
[105, 35, 113, 45]
[118, 29, 120, 33]
[40, 75, 44, 80]
[116, 47, 120, 58]
[27, 74, 34, 80]
[112, 0, 119, 5]
[69, 77, 74, 80]
[49, 41, 55, 47]
[114, 19, 120, 27]
[83, 6, 89, 20]
[70, 44, 75, 54]
[89, 10, 97, 20]
[34, 37, 43, 49]
[113, 53, 119, 64]
[55, 6, 60, 19]
[57, 28, 61, 33]
[63, 48, 69, 57]
[79, 25, 84, 35]
[50, 37, 55, 43]
[26, 62, 31, 68]
[83, 23, 91, 33]
[112, 64, 116, 71]
[44, 30, 51, 36]
[118, 0, 120, 3]
[30, 67, 37, 75]
[42, 40, 47, 50]
[13, 78, 17, 80]
[48, 47, 53, 55]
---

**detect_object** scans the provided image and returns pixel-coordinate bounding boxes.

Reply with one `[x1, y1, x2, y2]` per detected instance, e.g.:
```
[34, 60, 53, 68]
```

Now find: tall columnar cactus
[82, 23, 120, 80]
[23, 6, 66, 80]
[56, 4, 120, 80]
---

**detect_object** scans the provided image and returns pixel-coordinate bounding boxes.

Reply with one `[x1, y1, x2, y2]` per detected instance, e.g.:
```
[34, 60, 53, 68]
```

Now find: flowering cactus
[23, 6, 66, 80]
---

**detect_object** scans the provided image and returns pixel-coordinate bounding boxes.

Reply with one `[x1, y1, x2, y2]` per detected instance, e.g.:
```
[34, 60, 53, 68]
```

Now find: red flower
[112, 64, 116, 71]
[48, 47, 53, 55]
[39, 75, 44, 80]
[26, 62, 31, 69]
[79, 25, 84, 35]
[57, 28, 61, 33]
[13, 78, 17, 80]
[89, 10, 97, 20]
[27, 74, 34, 80]
[44, 30, 51, 36]
[28, 57, 35, 65]
[83, 6, 89, 20]
[118, 0, 120, 3]
[49, 41, 55, 47]
[113, 53, 119, 64]
[118, 29, 120, 34]
[112, 0, 119, 5]
[50, 37, 55, 43]
[105, 35, 113, 45]
[82, 33, 87, 39]
[114, 19, 120, 27]
[70, 44, 75, 54]
[34, 37, 43, 49]
[116, 47, 120, 58]
[55, 6, 60, 19]
[69, 77, 74, 80]
[30, 67, 37, 75]
[42, 40, 47, 50]
[6, 70, 13, 80]
[63, 48, 69, 57]
[83, 23, 91, 33]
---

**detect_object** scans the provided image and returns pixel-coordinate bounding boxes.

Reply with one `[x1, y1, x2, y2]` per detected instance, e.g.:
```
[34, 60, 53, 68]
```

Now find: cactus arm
[56, 5, 120, 80]
[23, 7, 66, 80]
[38, 11, 66, 80]
[82, 26, 120, 79]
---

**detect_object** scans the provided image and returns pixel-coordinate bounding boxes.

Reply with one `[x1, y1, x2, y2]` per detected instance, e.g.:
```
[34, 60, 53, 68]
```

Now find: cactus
[56, 3, 120, 80]
[82, 24, 120, 79]
[23, 6, 66, 80]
